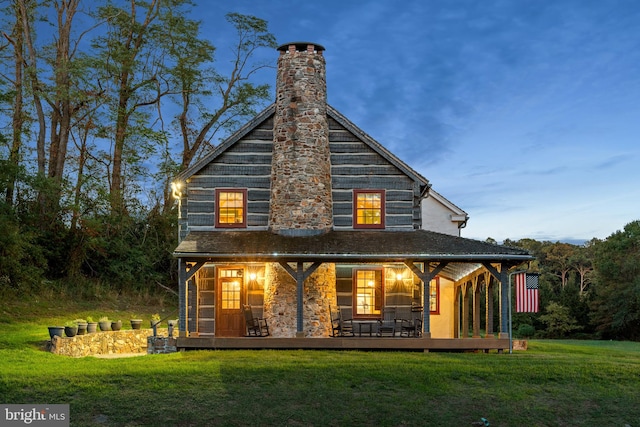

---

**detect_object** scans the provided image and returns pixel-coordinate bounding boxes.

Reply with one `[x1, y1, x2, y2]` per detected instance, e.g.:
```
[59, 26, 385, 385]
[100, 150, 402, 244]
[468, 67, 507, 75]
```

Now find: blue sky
[193, 1, 640, 243]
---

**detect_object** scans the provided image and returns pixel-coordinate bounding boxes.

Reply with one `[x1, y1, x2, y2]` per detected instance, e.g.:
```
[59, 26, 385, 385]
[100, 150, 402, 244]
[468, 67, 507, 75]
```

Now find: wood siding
[329, 117, 419, 231]
[182, 117, 274, 240]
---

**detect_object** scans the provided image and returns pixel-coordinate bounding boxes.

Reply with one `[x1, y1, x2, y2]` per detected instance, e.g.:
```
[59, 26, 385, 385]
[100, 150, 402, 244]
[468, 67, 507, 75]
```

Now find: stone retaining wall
[48, 328, 169, 357]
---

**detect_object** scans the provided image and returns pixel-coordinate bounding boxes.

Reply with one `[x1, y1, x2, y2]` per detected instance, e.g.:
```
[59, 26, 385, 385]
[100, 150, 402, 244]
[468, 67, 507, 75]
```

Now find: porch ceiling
[173, 230, 531, 271]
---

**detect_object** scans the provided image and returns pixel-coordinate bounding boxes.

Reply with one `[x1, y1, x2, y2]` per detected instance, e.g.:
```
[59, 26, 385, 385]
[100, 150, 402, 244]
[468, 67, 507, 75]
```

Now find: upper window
[216, 189, 247, 228]
[353, 190, 385, 229]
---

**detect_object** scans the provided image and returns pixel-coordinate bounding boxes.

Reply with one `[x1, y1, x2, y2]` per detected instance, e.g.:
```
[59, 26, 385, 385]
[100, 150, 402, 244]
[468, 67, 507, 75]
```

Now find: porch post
[178, 259, 187, 337]
[453, 287, 460, 338]
[472, 277, 481, 338]
[461, 282, 470, 338]
[482, 263, 510, 339]
[499, 266, 509, 339]
[295, 262, 304, 337]
[405, 260, 448, 339]
[485, 276, 494, 338]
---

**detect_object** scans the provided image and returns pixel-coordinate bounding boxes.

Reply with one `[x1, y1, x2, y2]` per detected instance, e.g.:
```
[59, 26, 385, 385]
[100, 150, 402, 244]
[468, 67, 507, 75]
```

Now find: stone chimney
[269, 42, 333, 236]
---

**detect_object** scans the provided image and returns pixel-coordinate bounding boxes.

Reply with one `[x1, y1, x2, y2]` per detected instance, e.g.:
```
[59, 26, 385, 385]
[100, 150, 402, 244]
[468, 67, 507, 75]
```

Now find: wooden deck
[177, 336, 510, 352]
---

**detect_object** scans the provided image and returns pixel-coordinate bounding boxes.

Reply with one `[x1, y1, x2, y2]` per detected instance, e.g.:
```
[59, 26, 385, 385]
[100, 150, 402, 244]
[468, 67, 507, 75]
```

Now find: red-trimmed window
[353, 190, 385, 229]
[353, 268, 383, 317]
[429, 277, 440, 314]
[215, 189, 247, 228]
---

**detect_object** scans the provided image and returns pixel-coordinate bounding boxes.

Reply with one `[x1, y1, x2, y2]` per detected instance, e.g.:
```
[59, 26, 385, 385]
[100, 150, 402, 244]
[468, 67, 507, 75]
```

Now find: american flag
[515, 272, 539, 313]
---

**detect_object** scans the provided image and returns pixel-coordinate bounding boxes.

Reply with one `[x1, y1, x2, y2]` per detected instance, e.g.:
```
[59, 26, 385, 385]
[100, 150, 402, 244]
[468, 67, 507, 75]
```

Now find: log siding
[179, 110, 425, 239]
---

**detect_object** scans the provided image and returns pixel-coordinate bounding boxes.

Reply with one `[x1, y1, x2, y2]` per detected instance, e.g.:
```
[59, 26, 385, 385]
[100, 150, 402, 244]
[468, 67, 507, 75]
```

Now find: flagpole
[508, 270, 526, 355]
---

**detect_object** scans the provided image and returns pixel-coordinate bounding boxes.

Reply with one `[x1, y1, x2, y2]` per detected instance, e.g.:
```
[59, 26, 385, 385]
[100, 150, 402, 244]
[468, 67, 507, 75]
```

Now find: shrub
[516, 324, 535, 338]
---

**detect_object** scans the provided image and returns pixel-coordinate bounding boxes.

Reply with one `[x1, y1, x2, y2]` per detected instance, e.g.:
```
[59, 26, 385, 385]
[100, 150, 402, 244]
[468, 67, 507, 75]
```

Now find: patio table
[352, 320, 378, 337]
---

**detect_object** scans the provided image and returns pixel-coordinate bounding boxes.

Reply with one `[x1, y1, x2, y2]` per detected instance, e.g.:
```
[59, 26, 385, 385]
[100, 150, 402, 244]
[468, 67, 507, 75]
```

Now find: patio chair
[398, 306, 423, 337]
[377, 306, 397, 337]
[331, 306, 354, 337]
[243, 305, 270, 337]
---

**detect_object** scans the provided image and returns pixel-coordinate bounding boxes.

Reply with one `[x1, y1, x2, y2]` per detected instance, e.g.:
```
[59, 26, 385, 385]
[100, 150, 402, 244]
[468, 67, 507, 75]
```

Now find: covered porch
[173, 230, 532, 351]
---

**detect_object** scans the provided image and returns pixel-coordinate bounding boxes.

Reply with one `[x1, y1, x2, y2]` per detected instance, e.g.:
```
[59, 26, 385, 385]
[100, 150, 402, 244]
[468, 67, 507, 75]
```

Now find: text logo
[1, 405, 69, 426]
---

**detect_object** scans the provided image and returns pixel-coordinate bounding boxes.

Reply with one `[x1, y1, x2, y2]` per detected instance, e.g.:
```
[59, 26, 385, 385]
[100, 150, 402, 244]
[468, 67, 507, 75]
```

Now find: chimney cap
[277, 42, 325, 52]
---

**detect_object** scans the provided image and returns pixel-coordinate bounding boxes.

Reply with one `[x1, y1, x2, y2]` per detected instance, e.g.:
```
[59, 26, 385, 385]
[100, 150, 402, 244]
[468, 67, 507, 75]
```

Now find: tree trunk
[5, 1, 24, 205]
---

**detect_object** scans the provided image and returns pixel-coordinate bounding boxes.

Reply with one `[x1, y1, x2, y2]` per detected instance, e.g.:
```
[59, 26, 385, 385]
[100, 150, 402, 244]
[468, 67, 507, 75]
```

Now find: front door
[215, 268, 245, 337]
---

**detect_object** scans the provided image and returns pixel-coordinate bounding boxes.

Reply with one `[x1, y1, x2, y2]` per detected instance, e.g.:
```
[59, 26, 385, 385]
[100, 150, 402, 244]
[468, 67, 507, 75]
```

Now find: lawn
[1, 299, 639, 426]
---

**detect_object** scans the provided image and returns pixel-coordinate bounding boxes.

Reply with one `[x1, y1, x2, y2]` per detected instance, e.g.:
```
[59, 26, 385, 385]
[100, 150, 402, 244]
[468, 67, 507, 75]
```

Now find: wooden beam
[185, 261, 206, 281]
[405, 260, 448, 283]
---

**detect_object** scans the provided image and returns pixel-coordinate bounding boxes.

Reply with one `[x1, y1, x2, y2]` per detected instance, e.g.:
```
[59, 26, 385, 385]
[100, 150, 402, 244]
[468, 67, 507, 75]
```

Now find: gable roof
[175, 103, 430, 193]
[175, 104, 277, 182]
[426, 188, 467, 218]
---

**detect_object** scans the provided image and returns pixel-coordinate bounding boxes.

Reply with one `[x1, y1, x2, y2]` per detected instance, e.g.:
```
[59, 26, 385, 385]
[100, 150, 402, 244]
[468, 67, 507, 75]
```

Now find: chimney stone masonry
[269, 42, 333, 236]
[263, 43, 337, 338]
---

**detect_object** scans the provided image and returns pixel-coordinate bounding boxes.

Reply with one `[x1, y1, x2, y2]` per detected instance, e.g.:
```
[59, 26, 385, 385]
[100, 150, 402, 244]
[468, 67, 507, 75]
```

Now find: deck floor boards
[176, 337, 509, 352]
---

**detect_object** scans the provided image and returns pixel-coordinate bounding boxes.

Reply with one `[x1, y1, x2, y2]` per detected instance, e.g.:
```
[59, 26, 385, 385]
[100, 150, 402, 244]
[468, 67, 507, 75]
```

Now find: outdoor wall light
[171, 181, 183, 199]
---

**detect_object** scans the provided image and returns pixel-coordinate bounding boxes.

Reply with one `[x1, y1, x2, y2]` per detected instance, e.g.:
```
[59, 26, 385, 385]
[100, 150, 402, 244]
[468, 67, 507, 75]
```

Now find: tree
[571, 240, 596, 296]
[175, 13, 275, 171]
[166, 12, 275, 210]
[544, 242, 576, 290]
[591, 220, 640, 340]
[0, 1, 276, 293]
[1, 0, 25, 206]
[539, 302, 580, 338]
[92, 0, 182, 215]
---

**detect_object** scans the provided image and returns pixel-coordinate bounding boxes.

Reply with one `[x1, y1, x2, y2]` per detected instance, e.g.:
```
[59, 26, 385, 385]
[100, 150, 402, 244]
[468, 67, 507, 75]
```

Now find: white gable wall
[420, 189, 468, 237]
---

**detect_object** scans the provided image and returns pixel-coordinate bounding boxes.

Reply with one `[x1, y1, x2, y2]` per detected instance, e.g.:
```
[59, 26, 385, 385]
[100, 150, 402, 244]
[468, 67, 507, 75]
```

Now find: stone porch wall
[48, 328, 169, 357]
[264, 262, 336, 337]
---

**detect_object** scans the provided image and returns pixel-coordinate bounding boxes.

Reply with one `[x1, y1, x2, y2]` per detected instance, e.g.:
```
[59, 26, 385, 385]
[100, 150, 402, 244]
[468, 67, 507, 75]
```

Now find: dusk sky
[194, 1, 640, 244]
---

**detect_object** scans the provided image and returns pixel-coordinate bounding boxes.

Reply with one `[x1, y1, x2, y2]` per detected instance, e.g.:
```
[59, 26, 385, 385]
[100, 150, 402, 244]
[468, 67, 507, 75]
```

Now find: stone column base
[147, 336, 177, 354]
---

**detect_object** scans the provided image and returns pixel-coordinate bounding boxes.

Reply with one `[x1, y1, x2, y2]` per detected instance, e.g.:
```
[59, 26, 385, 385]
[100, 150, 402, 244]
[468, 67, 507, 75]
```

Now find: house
[171, 42, 532, 351]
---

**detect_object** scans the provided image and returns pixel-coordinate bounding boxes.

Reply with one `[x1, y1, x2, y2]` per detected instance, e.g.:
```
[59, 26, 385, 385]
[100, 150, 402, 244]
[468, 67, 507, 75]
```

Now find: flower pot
[111, 320, 122, 331]
[76, 322, 88, 335]
[130, 319, 143, 330]
[64, 326, 78, 337]
[87, 322, 98, 333]
[98, 321, 111, 331]
[151, 320, 161, 328]
[48, 326, 64, 340]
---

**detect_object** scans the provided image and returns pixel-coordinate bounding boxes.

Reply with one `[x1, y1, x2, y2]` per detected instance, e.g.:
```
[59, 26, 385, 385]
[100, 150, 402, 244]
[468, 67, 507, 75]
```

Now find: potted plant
[111, 319, 122, 331]
[150, 313, 161, 328]
[75, 319, 88, 335]
[86, 316, 98, 333]
[64, 321, 78, 337]
[48, 326, 65, 340]
[98, 316, 111, 331]
[130, 317, 143, 330]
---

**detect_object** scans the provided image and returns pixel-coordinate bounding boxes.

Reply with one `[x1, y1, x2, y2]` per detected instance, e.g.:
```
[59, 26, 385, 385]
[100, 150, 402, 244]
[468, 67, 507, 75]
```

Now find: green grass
[1, 297, 639, 426]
